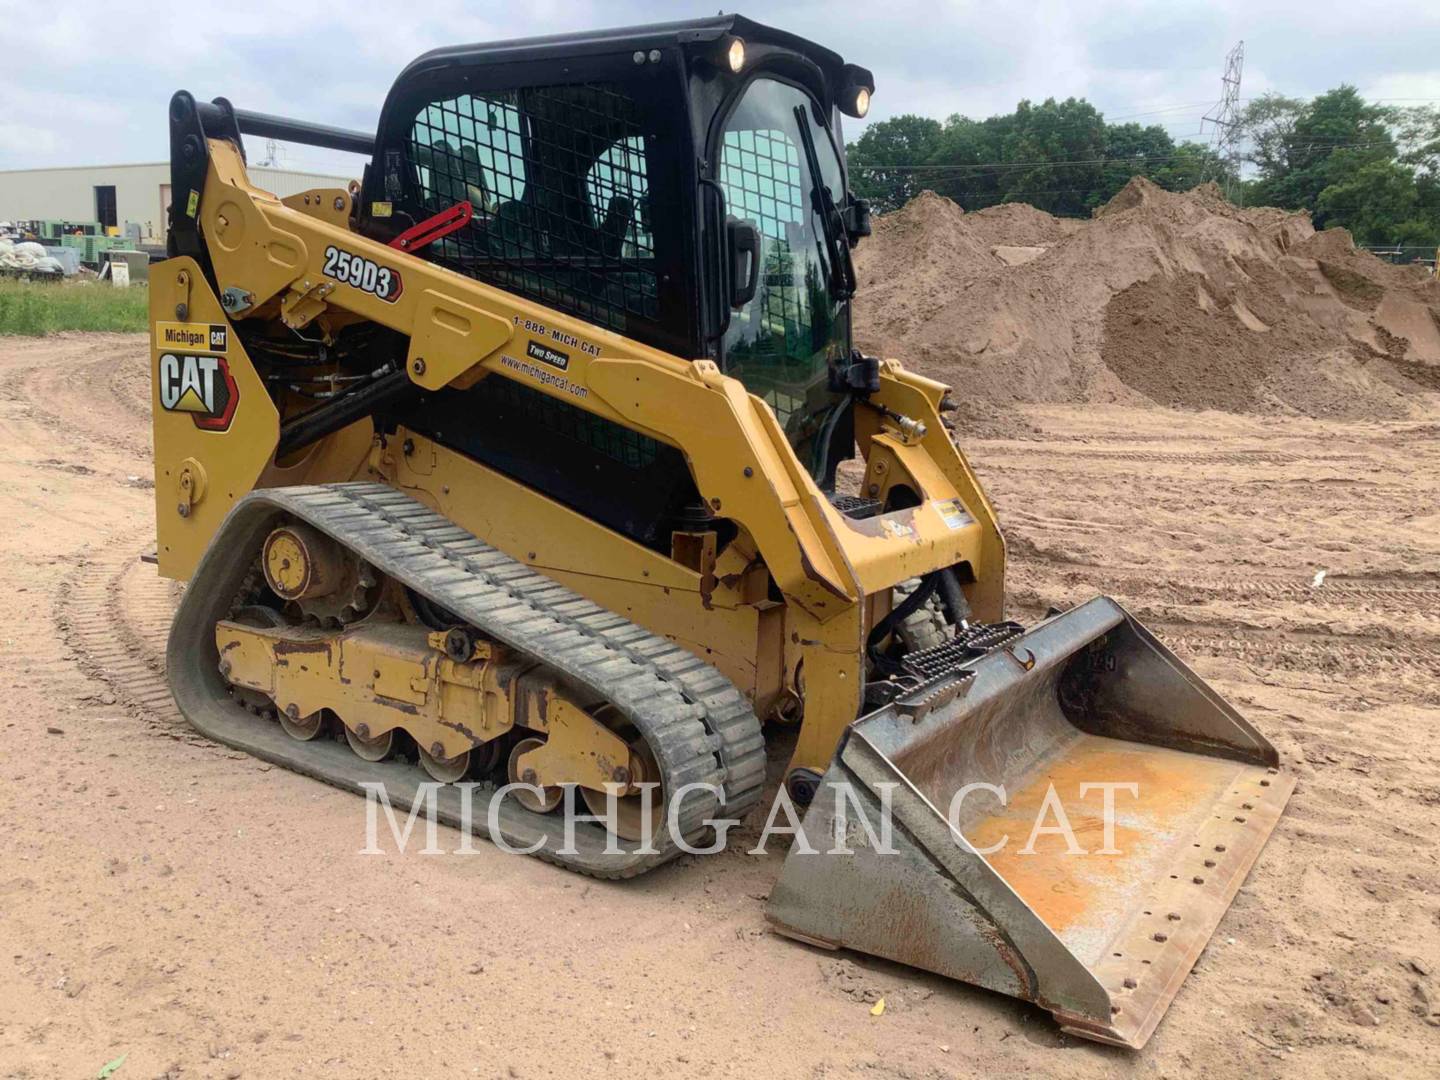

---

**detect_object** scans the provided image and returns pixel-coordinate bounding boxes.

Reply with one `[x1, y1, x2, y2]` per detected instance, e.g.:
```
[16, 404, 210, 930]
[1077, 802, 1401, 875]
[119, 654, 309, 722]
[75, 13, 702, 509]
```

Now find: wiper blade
[792, 105, 856, 300]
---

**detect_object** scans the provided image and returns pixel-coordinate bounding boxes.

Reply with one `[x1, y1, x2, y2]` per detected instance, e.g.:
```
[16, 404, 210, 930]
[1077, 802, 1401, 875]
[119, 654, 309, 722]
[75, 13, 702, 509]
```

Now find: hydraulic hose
[276, 369, 413, 458]
[936, 566, 972, 627]
[867, 572, 939, 653]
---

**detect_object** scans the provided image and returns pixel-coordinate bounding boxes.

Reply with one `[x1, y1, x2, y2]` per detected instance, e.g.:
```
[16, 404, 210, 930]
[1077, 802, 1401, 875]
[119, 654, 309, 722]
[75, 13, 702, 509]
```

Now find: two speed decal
[322, 245, 403, 302]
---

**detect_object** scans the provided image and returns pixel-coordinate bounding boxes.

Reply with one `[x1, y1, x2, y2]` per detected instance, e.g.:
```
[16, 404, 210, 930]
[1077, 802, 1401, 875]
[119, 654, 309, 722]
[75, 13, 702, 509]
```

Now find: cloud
[0, 121, 60, 160]
[1363, 71, 1440, 104]
[0, 0, 1434, 172]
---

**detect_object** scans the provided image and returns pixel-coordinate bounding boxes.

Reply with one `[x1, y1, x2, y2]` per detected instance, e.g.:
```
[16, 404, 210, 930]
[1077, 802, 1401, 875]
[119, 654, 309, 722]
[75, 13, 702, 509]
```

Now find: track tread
[169, 482, 766, 878]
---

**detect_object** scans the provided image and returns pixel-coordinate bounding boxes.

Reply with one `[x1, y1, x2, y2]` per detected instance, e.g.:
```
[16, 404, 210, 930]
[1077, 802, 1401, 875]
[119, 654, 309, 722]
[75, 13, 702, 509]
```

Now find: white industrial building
[0, 162, 356, 243]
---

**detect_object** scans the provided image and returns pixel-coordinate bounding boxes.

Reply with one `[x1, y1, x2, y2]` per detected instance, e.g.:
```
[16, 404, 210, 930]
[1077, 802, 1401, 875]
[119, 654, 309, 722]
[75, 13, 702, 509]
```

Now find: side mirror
[727, 218, 760, 310]
[842, 197, 871, 245]
[829, 350, 880, 396]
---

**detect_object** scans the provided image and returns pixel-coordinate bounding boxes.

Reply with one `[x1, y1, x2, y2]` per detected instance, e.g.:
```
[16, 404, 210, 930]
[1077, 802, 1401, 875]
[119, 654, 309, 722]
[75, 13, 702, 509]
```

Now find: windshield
[717, 78, 850, 478]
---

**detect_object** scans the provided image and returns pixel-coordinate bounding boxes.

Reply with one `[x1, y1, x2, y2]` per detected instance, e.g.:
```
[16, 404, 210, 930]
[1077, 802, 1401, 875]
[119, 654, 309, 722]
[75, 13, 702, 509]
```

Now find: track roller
[280, 705, 327, 741]
[507, 737, 563, 812]
[345, 724, 395, 761]
[419, 744, 471, 783]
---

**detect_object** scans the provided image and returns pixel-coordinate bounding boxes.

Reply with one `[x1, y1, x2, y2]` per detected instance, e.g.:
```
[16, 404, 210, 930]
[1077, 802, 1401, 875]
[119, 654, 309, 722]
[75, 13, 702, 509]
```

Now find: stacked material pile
[0, 239, 65, 277]
[854, 179, 1440, 421]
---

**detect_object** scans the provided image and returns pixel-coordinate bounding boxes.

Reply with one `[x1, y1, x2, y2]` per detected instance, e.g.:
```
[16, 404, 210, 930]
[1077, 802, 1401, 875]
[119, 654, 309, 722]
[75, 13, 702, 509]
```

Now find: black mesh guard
[407, 82, 658, 336]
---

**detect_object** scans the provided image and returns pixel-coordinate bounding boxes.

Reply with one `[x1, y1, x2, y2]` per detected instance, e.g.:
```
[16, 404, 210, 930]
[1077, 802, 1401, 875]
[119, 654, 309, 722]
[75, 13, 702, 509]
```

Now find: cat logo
[158, 352, 238, 431]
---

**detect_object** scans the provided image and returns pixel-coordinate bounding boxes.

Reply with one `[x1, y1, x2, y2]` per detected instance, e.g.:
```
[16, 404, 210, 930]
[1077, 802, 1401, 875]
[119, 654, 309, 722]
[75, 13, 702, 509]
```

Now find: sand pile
[853, 178, 1440, 420]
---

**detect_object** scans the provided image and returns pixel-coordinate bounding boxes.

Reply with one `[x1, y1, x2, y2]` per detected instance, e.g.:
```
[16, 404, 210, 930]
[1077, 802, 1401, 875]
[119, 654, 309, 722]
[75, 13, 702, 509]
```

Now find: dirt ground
[2, 333, 1438, 1079]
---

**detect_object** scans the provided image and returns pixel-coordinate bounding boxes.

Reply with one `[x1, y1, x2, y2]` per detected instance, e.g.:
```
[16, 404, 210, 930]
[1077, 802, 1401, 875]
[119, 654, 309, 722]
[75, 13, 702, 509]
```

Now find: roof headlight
[838, 64, 876, 119]
[726, 36, 746, 74]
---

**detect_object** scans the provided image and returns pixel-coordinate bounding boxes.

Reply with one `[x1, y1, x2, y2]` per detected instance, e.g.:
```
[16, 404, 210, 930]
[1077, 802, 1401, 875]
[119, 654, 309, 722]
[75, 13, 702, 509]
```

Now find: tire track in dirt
[974, 445, 1370, 466]
[54, 539, 188, 738]
[17, 359, 150, 460]
[1149, 621, 1440, 680]
[1203, 576, 1440, 609]
[0, 335, 151, 463]
[1007, 573, 1440, 677]
[1002, 530, 1440, 616]
[1086, 571, 1434, 614]
[108, 353, 152, 422]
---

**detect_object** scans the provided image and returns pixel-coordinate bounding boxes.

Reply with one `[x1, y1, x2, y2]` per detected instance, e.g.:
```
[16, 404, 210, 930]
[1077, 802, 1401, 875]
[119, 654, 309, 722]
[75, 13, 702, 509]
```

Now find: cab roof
[398, 14, 868, 94]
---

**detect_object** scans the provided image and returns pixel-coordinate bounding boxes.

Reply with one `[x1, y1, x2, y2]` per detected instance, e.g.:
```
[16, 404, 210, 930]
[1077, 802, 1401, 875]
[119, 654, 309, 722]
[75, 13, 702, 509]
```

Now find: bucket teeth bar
[900, 620, 1026, 680]
[768, 596, 1295, 1049]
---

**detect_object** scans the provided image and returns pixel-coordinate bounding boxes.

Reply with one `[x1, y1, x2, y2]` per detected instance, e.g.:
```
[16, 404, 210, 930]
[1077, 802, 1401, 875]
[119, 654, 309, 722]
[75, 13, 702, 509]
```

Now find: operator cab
[357, 15, 874, 486]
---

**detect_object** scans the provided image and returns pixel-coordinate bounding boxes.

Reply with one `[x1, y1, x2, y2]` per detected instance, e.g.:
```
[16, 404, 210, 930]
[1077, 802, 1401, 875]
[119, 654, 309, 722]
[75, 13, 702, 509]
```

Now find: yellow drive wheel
[262, 523, 342, 601]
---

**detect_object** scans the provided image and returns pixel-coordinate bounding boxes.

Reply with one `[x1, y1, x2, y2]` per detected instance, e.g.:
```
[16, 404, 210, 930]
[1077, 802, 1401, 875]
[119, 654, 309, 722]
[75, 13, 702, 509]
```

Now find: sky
[1, 0, 1437, 176]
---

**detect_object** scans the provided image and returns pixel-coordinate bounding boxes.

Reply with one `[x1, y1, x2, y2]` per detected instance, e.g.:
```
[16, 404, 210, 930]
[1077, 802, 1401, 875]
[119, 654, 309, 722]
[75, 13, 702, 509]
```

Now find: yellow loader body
[150, 15, 1291, 1047]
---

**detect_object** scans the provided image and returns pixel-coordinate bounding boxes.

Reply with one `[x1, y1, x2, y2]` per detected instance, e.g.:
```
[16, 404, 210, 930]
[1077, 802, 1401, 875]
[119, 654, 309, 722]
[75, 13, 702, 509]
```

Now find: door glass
[717, 79, 849, 470]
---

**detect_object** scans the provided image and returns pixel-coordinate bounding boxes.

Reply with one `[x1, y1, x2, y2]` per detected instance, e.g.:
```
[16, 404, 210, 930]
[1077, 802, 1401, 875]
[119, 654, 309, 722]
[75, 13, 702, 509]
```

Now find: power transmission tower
[1201, 40, 1245, 199]
[258, 138, 280, 168]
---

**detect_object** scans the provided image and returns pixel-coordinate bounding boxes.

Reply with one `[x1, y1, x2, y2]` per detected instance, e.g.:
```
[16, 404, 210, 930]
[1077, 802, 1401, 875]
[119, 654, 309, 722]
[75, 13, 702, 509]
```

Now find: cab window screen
[412, 97, 526, 207]
[587, 135, 652, 260]
[715, 78, 849, 477]
[719, 125, 811, 427]
[407, 83, 658, 335]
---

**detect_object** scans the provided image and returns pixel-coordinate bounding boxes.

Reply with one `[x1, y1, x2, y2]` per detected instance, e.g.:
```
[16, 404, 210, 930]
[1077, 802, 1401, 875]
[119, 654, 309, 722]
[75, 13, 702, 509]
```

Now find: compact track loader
[151, 15, 1293, 1047]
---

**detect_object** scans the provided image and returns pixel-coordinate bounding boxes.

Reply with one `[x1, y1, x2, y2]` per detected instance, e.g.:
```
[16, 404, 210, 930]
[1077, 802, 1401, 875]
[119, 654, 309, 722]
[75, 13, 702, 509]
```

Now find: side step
[766, 597, 1295, 1048]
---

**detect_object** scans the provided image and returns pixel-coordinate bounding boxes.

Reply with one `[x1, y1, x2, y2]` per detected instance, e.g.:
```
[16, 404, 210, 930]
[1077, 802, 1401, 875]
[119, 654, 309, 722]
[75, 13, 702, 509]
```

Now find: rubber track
[168, 482, 766, 878]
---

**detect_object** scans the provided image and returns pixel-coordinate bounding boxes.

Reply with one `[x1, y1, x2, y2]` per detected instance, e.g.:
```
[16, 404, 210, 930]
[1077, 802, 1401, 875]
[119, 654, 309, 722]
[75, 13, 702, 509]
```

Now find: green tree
[1394, 104, 1440, 174]
[1239, 86, 1439, 246]
[926, 113, 1006, 207]
[848, 100, 1235, 217]
[1238, 92, 1307, 181]
[846, 114, 943, 211]
[1315, 158, 1430, 245]
[1095, 121, 1176, 203]
[844, 86, 1437, 249]
[1151, 141, 1233, 193]
[995, 98, 1107, 215]
[1244, 86, 1398, 224]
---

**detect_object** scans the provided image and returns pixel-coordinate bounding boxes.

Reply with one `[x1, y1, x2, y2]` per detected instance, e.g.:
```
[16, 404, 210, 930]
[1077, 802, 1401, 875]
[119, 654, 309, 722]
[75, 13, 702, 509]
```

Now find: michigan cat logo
[158, 353, 238, 431]
[155, 321, 227, 351]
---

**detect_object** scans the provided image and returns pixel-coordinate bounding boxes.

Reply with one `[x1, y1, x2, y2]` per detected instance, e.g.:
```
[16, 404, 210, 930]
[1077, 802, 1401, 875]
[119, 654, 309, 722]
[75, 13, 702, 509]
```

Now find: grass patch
[0, 279, 149, 335]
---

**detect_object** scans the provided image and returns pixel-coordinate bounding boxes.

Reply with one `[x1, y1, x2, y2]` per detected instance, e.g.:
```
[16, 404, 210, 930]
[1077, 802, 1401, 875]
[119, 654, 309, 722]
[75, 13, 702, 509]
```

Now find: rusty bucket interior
[767, 596, 1295, 1049]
